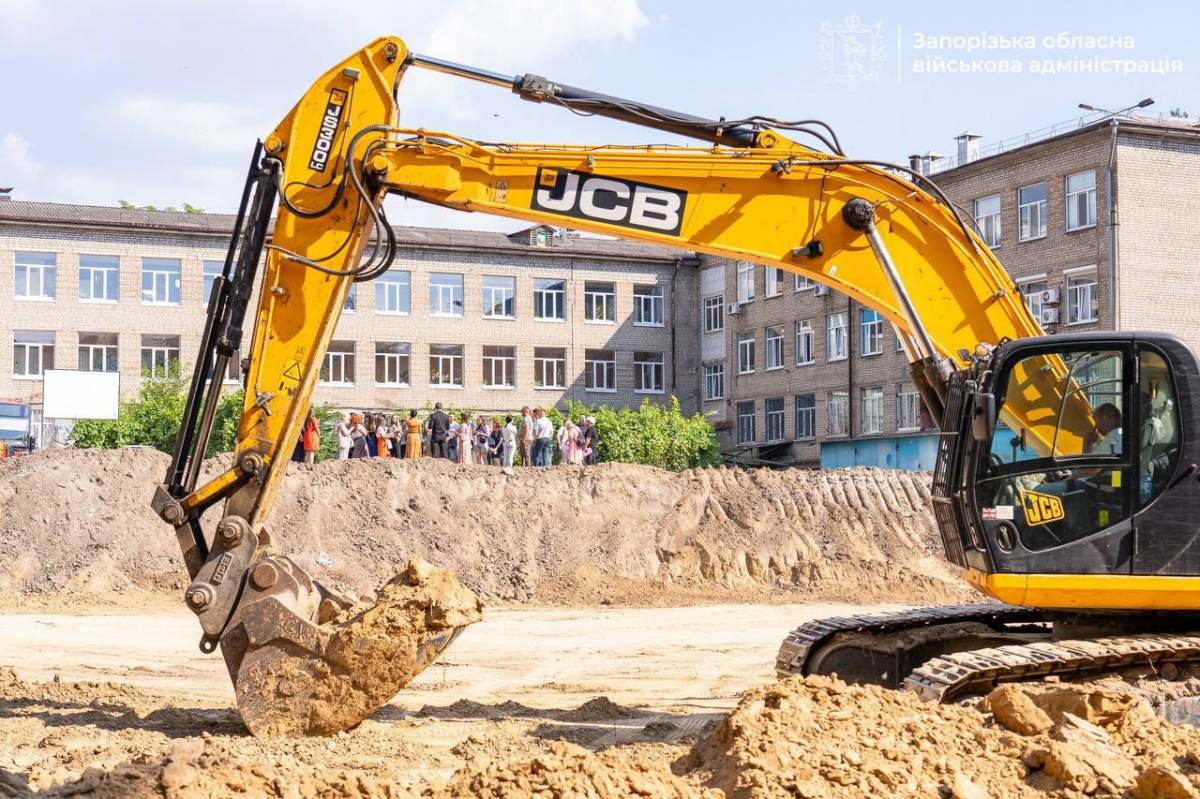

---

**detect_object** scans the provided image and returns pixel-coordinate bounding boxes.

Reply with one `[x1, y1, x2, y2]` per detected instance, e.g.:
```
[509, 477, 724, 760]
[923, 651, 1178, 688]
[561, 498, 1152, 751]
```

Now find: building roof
[0, 199, 695, 262]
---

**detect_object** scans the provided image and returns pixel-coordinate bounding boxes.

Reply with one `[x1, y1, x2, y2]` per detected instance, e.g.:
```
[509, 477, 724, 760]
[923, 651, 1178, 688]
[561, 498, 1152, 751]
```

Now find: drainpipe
[1106, 118, 1119, 330]
[846, 295, 855, 447]
[670, 257, 680, 399]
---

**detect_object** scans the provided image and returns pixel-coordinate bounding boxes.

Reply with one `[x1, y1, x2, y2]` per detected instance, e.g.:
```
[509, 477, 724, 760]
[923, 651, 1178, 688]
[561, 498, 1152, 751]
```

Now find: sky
[1, 0, 1194, 233]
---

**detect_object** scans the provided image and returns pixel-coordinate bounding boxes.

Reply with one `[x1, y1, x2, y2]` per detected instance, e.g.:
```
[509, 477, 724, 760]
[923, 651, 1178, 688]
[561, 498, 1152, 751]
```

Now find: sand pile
[0, 447, 965, 606]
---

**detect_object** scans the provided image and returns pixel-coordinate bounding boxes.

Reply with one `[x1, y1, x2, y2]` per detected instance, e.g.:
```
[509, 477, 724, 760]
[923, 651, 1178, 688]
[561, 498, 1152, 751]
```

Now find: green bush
[550, 396, 718, 471]
[71, 367, 190, 452]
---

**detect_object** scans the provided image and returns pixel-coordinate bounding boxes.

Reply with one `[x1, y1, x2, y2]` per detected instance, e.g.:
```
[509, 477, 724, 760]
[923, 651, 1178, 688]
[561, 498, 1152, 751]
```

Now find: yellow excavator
[154, 36, 1200, 737]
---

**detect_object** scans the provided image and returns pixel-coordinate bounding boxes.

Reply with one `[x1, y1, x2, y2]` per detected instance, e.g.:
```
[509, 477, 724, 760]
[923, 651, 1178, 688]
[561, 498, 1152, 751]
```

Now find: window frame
[736, 401, 756, 445]
[765, 397, 785, 442]
[80, 255, 119, 304]
[1017, 183, 1048, 242]
[14, 251, 56, 302]
[375, 270, 412, 315]
[764, 266, 784, 298]
[584, 349, 616, 392]
[795, 320, 815, 365]
[974, 194, 1002, 248]
[634, 351, 665, 394]
[140, 257, 181, 306]
[704, 362, 724, 401]
[534, 347, 566, 390]
[703, 295, 724, 333]
[827, 312, 848, 362]
[201, 260, 223, 305]
[1065, 170, 1097, 232]
[584, 281, 616, 324]
[482, 275, 516, 320]
[827, 390, 850, 437]
[860, 308, 884, 356]
[78, 332, 119, 373]
[374, 342, 411, 387]
[736, 262, 755, 304]
[1065, 267, 1099, 326]
[633, 284, 664, 326]
[319, 341, 356, 386]
[795, 394, 816, 440]
[1021, 277, 1048, 322]
[13, 330, 55, 380]
[140, 334, 180, 378]
[428, 343, 465, 388]
[534, 277, 567, 321]
[765, 326, 784, 370]
[737, 332, 756, 375]
[429, 272, 465, 318]
[896, 382, 922, 432]
[482, 345, 517, 389]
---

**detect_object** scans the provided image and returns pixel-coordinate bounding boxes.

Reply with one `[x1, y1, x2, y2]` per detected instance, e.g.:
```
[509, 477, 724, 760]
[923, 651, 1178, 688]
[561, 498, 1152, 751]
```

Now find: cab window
[1138, 349, 1181, 508]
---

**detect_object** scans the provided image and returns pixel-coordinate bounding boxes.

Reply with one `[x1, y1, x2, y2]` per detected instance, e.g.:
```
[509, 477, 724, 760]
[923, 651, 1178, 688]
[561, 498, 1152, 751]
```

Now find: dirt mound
[0, 448, 966, 606]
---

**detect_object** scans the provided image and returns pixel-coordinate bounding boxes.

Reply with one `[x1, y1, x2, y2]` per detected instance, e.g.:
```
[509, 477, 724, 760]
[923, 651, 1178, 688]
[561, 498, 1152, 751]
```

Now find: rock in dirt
[1134, 764, 1200, 799]
[988, 684, 1053, 736]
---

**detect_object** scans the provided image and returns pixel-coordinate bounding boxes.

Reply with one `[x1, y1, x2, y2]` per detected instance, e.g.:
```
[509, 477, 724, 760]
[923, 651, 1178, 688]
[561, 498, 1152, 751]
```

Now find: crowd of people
[322, 404, 600, 466]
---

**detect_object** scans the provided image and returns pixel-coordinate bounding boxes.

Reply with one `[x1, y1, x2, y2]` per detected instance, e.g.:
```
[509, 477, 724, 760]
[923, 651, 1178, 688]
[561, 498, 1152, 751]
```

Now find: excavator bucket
[220, 555, 483, 737]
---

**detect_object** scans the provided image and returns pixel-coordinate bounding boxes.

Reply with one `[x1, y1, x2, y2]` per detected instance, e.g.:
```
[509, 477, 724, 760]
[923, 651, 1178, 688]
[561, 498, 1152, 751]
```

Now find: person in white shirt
[335, 411, 353, 460]
[532, 408, 554, 466]
[501, 414, 518, 467]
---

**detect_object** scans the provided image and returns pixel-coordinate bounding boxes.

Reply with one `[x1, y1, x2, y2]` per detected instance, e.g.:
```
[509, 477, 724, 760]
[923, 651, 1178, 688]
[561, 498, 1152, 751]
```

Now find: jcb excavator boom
[153, 36, 1200, 736]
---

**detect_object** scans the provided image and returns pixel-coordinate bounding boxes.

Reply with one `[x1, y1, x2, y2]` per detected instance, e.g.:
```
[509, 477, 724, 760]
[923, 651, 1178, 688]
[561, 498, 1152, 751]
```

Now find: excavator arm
[152, 35, 1098, 737]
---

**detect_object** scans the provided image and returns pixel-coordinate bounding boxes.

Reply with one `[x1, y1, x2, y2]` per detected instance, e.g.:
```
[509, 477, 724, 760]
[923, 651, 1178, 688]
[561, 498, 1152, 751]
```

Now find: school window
[428, 344, 464, 387]
[14, 251, 56, 300]
[860, 309, 884, 356]
[343, 283, 357, 313]
[634, 284, 664, 326]
[584, 281, 616, 323]
[482, 275, 516, 319]
[634, 351, 664, 393]
[80, 255, 119, 303]
[376, 270, 411, 314]
[1018, 183, 1047, 241]
[201, 260, 222, 304]
[974, 195, 1001, 248]
[534, 347, 566, 389]
[320, 340, 355, 385]
[795, 394, 816, 440]
[827, 312, 847, 361]
[795, 320, 815, 365]
[897, 382, 922, 431]
[1066, 269, 1098, 325]
[13, 331, 54, 379]
[223, 352, 242, 384]
[827, 390, 849, 437]
[795, 273, 814, 291]
[482, 345, 517, 388]
[141, 257, 180, 305]
[140, 334, 179, 377]
[861, 387, 884, 434]
[765, 326, 784, 370]
[737, 401, 756, 445]
[374, 342, 410, 386]
[534, 278, 566, 320]
[703, 295, 724, 333]
[1065, 170, 1097, 231]
[1021, 278, 1047, 321]
[765, 397, 785, 442]
[765, 266, 785, 297]
[736, 262, 755, 304]
[585, 349, 616, 391]
[78, 332, 118, 373]
[429, 273, 464, 317]
[704, 363, 724, 401]
[737, 332, 756, 374]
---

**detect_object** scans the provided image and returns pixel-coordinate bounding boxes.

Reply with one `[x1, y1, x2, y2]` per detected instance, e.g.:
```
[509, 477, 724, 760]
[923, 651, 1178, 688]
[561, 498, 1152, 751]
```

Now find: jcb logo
[308, 88, 348, 172]
[1020, 489, 1065, 526]
[531, 168, 687, 235]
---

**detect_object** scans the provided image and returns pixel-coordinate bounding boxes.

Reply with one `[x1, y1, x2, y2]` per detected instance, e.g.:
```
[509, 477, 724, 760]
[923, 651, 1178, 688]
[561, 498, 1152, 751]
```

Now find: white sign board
[42, 370, 121, 420]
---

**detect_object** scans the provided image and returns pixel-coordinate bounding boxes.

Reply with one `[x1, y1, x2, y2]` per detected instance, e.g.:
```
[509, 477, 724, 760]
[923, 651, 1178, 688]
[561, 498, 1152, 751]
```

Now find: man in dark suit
[428, 402, 451, 459]
[582, 416, 598, 465]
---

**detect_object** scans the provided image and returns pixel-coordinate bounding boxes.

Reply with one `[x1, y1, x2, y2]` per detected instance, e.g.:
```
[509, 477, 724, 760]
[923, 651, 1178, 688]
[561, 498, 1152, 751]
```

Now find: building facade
[704, 115, 1200, 468]
[0, 200, 701, 440]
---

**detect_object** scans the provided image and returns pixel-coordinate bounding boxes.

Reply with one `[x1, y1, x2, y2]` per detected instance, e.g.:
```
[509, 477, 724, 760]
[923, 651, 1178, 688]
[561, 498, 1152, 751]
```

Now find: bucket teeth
[227, 556, 483, 737]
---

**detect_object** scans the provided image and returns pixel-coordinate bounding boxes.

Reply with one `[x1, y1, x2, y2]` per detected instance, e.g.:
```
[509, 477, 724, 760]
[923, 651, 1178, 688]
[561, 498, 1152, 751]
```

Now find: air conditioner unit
[815, 285, 831, 296]
[1040, 307, 1060, 325]
[727, 302, 742, 315]
[1040, 287, 1061, 305]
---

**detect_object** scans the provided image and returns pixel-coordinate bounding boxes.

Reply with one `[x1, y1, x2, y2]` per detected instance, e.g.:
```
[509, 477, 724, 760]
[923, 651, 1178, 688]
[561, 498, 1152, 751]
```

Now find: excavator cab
[935, 332, 1200, 607]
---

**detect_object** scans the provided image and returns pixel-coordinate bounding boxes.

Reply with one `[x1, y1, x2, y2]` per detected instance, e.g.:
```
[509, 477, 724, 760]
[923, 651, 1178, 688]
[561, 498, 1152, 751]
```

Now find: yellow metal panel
[967, 570, 1200, 611]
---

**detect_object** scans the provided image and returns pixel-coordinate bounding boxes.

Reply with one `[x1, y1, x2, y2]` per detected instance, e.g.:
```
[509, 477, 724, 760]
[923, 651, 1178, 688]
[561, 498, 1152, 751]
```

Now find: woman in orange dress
[404, 409, 423, 458]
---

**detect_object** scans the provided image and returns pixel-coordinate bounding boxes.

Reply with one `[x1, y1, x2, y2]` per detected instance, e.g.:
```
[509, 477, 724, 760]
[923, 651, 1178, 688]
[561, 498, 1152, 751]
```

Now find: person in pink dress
[456, 412, 473, 465]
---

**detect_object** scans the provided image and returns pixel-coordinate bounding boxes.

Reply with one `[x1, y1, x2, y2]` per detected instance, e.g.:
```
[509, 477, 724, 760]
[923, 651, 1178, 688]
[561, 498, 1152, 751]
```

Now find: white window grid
[343, 284, 357, 313]
[534, 279, 566, 320]
[14, 253, 56, 301]
[1065, 171, 1097, 231]
[78, 340, 118, 372]
[861, 387, 884, 434]
[1021, 279, 1047, 321]
[897, 383, 922, 431]
[585, 351, 616, 391]
[795, 321, 815, 364]
[534, 348, 566, 389]
[827, 312, 847, 361]
[704, 363, 724, 401]
[765, 326, 784, 370]
[736, 262, 755, 304]
[141, 346, 179, 377]
[320, 343, 355, 385]
[795, 395, 816, 440]
[737, 333, 755, 374]
[13, 333, 54, 378]
[737, 401, 756, 445]
[374, 343, 411, 386]
[634, 285, 664, 326]
[827, 391, 849, 436]
[974, 195, 1001, 248]
[634, 352, 664, 393]
[80, 257, 119, 303]
[1066, 270, 1098, 324]
[765, 266, 784, 297]
[765, 398, 785, 442]
[141, 259, 180, 305]
[201, 260, 222, 305]
[376, 272, 411, 314]
[429, 274, 464, 317]
[861, 309, 884, 355]
[429, 345, 464, 386]
[703, 295, 724, 333]
[795, 273, 814, 291]
[482, 276, 516, 319]
[1018, 184, 1047, 241]
[584, 283, 616, 323]
[483, 346, 517, 388]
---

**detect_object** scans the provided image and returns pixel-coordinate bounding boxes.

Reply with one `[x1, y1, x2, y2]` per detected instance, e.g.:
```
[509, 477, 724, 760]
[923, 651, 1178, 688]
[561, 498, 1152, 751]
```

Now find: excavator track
[906, 632, 1200, 702]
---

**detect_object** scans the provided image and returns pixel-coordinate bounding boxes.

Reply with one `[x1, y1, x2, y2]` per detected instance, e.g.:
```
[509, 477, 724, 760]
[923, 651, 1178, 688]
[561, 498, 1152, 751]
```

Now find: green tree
[71, 366, 189, 451]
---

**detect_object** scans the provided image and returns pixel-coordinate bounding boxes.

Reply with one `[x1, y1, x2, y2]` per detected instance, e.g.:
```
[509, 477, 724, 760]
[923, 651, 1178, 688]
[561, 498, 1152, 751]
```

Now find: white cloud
[111, 95, 273, 158]
[0, 134, 42, 183]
